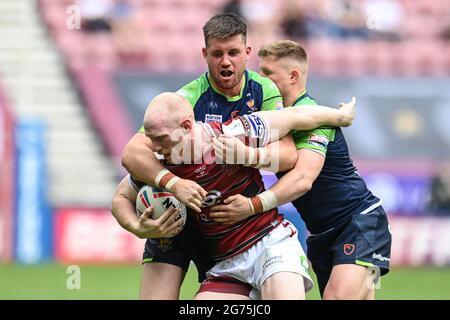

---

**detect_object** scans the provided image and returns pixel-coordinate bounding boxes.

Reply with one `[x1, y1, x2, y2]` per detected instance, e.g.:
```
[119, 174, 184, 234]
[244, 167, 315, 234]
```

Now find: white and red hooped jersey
[132, 114, 282, 261]
[169, 114, 280, 261]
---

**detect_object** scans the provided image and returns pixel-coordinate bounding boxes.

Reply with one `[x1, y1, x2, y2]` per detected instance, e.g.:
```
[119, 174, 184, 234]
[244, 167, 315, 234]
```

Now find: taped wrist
[155, 169, 180, 191]
[249, 190, 278, 214]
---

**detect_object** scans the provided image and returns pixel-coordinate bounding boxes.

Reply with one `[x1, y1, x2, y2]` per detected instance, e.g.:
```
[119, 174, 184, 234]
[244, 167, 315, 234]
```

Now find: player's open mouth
[220, 70, 233, 79]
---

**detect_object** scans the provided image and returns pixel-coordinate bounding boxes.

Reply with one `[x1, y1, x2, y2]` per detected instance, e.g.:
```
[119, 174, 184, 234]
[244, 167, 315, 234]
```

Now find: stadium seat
[334, 41, 367, 76]
[306, 38, 342, 76]
[363, 41, 393, 76]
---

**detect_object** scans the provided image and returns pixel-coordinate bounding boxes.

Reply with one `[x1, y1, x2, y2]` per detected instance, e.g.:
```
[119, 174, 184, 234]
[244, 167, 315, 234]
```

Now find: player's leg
[261, 272, 305, 300]
[322, 264, 374, 300]
[139, 237, 191, 300]
[258, 220, 313, 300]
[140, 262, 185, 299]
[194, 276, 252, 300]
[365, 287, 376, 300]
[323, 206, 391, 300]
[194, 292, 251, 300]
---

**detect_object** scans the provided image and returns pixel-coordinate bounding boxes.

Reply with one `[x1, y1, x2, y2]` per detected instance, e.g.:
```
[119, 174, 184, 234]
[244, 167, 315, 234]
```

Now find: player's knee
[323, 280, 368, 300]
[322, 285, 350, 300]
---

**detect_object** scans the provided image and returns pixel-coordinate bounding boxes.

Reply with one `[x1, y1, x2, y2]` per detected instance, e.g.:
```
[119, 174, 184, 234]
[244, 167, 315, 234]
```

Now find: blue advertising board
[15, 119, 52, 264]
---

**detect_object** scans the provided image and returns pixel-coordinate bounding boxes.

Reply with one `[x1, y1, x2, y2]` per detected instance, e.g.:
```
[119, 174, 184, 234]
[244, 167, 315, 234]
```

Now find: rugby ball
[136, 185, 187, 229]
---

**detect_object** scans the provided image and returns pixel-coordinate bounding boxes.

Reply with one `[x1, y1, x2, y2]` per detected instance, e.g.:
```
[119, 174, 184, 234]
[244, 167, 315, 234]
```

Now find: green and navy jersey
[139, 70, 281, 133]
[277, 91, 382, 235]
[177, 70, 281, 122]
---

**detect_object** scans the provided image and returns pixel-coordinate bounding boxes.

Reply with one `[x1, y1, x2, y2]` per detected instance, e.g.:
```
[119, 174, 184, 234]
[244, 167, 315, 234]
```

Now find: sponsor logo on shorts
[300, 255, 308, 270]
[372, 252, 390, 262]
[262, 255, 283, 272]
[158, 238, 173, 251]
[343, 243, 355, 255]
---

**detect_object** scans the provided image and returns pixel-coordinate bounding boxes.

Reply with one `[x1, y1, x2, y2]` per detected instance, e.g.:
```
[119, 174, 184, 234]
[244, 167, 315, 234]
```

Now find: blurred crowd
[57, 0, 450, 70]
[223, 0, 450, 42]
[77, 0, 147, 65]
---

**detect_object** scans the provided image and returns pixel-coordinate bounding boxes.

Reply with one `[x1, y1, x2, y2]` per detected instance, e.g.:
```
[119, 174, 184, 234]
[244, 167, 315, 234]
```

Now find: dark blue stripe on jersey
[292, 92, 310, 106]
[263, 95, 282, 103]
[278, 95, 380, 234]
[194, 70, 265, 123]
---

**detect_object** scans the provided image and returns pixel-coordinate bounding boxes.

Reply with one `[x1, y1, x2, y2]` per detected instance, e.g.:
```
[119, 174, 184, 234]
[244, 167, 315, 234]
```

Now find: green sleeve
[290, 96, 334, 156]
[261, 80, 282, 111]
[176, 75, 208, 108]
[291, 127, 335, 156]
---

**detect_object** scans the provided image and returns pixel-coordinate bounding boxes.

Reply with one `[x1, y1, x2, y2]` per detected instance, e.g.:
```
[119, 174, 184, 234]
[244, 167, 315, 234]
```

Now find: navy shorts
[306, 206, 392, 296]
[143, 214, 214, 283]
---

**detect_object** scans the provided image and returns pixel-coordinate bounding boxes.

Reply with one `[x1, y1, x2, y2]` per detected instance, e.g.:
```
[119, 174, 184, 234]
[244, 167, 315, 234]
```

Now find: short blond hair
[258, 40, 307, 62]
[258, 40, 308, 74]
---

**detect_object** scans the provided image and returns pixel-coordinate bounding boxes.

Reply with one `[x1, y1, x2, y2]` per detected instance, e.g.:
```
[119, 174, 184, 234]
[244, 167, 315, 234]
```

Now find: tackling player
[113, 92, 355, 299]
[118, 13, 301, 299]
[210, 40, 392, 300]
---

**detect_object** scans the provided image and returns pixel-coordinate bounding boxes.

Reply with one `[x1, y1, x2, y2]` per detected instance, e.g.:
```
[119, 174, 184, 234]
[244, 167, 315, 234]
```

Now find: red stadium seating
[37, 0, 450, 76]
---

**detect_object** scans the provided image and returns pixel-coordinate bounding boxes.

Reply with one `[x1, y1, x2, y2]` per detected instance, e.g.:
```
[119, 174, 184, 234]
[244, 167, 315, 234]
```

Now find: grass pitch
[0, 263, 449, 300]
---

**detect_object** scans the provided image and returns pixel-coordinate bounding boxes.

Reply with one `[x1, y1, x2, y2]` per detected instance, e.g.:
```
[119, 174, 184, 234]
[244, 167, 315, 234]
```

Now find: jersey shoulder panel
[291, 95, 334, 155]
[247, 70, 282, 111]
[292, 128, 336, 156]
[176, 74, 209, 107]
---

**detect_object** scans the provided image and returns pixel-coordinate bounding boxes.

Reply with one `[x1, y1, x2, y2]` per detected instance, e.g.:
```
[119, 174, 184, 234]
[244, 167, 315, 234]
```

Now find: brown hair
[203, 13, 247, 46]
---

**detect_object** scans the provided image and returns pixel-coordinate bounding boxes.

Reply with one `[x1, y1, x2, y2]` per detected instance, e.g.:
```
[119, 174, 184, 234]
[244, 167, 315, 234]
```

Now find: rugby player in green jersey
[210, 40, 391, 300]
[115, 14, 299, 299]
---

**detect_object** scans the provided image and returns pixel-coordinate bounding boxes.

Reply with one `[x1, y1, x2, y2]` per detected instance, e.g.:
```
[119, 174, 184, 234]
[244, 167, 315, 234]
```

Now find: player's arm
[212, 133, 297, 173]
[111, 176, 183, 238]
[266, 149, 324, 204]
[209, 149, 324, 224]
[262, 135, 297, 172]
[122, 132, 207, 212]
[211, 98, 354, 171]
[257, 97, 355, 142]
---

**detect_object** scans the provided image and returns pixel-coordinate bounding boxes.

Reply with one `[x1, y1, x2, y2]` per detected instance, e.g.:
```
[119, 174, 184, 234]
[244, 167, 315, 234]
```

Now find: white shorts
[205, 219, 314, 299]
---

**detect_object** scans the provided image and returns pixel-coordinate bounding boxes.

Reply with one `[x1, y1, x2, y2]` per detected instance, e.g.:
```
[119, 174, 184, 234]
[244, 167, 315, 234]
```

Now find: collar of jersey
[291, 90, 308, 106]
[205, 71, 247, 102]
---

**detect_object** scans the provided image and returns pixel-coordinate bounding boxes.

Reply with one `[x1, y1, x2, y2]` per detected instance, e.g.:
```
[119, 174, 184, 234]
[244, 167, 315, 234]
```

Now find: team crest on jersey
[205, 114, 222, 123]
[343, 243, 355, 255]
[246, 99, 255, 111]
[194, 165, 207, 178]
[230, 110, 240, 118]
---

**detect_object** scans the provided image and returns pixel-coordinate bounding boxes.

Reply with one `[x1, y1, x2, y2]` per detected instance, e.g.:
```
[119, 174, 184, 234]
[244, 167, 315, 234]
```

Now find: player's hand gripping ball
[136, 186, 187, 230]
